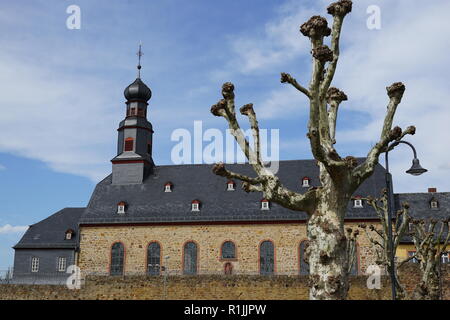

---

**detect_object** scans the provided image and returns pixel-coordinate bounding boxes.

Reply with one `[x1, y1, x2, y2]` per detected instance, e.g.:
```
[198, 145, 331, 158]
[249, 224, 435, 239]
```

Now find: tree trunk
[307, 166, 351, 300]
[413, 258, 441, 300]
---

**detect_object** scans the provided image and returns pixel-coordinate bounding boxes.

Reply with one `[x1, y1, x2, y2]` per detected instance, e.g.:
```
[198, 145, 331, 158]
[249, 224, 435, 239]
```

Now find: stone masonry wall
[1, 265, 449, 300]
[78, 222, 378, 276]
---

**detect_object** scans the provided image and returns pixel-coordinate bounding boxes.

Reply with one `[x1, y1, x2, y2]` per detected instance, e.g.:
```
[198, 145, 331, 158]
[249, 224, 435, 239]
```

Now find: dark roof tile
[14, 208, 84, 249]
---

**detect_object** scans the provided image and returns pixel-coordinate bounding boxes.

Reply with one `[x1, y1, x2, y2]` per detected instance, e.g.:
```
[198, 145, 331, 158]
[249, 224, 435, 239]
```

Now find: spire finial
[137, 41, 143, 78]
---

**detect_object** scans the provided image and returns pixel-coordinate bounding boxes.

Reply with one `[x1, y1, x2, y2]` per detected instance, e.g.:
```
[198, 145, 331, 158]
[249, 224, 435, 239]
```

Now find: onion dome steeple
[112, 42, 155, 185]
[124, 78, 152, 101]
[124, 43, 152, 102]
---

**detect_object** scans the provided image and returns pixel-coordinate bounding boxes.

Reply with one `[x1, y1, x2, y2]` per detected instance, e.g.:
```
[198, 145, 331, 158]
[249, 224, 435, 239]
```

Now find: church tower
[111, 44, 154, 185]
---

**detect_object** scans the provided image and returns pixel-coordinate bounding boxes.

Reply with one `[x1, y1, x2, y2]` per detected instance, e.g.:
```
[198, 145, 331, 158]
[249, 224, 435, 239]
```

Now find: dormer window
[65, 229, 74, 240]
[164, 182, 173, 193]
[191, 200, 200, 212]
[302, 177, 310, 188]
[430, 198, 439, 209]
[353, 197, 363, 208]
[117, 201, 126, 214]
[261, 199, 270, 210]
[227, 181, 235, 191]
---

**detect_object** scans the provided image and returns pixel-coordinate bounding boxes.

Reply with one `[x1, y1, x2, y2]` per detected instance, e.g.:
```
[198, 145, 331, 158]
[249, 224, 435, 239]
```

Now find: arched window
[299, 240, 310, 275]
[110, 242, 124, 276]
[183, 241, 198, 275]
[350, 244, 359, 275]
[124, 137, 134, 152]
[221, 241, 236, 259]
[147, 242, 161, 276]
[259, 240, 274, 275]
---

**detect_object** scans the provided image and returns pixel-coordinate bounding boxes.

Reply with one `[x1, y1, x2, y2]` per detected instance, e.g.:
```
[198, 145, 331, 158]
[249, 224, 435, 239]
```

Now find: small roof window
[430, 197, 439, 209]
[191, 200, 200, 212]
[164, 182, 173, 192]
[227, 180, 235, 191]
[117, 201, 127, 214]
[261, 199, 270, 210]
[65, 229, 75, 240]
[302, 177, 311, 188]
[353, 197, 363, 208]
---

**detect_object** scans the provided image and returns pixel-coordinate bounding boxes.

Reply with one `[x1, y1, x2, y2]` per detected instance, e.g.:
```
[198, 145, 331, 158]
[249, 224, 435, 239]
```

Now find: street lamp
[385, 140, 427, 300]
[163, 255, 170, 300]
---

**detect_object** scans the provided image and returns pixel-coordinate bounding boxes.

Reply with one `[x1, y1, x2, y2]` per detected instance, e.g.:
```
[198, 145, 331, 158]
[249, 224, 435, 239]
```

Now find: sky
[0, 0, 449, 270]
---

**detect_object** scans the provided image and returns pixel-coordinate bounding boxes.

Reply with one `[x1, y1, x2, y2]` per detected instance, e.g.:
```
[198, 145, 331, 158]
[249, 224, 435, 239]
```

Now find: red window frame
[124, 138, 134, 151]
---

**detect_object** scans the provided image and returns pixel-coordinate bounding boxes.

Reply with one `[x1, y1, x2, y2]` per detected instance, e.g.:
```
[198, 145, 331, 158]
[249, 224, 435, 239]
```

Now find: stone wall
[1, 265, 448, 300]
[78, 222, 378, 276]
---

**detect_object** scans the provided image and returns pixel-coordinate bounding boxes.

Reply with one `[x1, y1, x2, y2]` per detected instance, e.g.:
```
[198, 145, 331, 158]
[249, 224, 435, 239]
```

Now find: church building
[12, 60, 450, 284]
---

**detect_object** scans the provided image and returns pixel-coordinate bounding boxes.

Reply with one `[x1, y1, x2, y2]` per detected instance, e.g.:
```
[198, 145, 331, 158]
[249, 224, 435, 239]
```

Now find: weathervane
[137, 41, 143, 78]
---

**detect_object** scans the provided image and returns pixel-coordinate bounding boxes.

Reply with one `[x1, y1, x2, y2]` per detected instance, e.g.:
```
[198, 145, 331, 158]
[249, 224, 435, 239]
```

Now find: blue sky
[1, 0, 449, 269]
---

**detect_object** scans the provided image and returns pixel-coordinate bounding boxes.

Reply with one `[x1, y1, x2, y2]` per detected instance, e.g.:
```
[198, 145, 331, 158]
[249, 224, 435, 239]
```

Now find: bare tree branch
[359, 190, 411, 299]
[319, 0, 352, 100]
[326, 87, 347, 144]
[280, 72, 310, 98]
[210, 83, 319, 214]
[409, 218, 449, 299]
[240, 103, 262, 166]
[352, 83, 415, 185]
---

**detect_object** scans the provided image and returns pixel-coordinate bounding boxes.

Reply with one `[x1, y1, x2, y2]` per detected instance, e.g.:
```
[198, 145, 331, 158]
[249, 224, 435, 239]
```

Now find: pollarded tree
[358, 190, 411, 300]
[409, 218, 450, 300]
[361, 191, 450, 300]
[210, 0, 416, 299]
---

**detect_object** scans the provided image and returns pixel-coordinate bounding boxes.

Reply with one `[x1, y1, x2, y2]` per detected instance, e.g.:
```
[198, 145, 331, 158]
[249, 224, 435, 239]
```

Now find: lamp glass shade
[406, 158, 427, 176]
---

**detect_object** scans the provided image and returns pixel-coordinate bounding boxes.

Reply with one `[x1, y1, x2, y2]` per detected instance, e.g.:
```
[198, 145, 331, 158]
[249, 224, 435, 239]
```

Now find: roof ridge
[28, 207, 84, 227]
[152, 158, 355, 169]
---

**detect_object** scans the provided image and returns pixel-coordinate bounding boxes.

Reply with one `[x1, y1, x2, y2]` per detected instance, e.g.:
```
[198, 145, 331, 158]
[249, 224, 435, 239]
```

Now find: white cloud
[332, 0, 450, 193]
[0, 52, 119, 182]
[0, 224, 28, 234]
[256, 86, 309, 120]
[218, 0, 450, 193]
[220, 1, 317, 74]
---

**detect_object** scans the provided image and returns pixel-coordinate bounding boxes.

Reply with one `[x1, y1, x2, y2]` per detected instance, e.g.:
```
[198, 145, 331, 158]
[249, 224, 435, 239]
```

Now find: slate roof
[395, 192, 450, 243]
[79, 159, 388, 225]
[395, 192, 450, 221]
[14, 208, 84, 249]
[14, 159, 450, 249]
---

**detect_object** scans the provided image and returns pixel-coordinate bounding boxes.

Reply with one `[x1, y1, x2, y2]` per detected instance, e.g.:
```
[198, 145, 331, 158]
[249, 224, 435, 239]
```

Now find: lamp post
[163, 255, 170, 300]
[385, 140, 427, 300]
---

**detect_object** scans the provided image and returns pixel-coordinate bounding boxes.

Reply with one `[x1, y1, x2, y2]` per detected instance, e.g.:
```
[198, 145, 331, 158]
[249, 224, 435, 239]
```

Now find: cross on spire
[137, 42, 143, 78]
